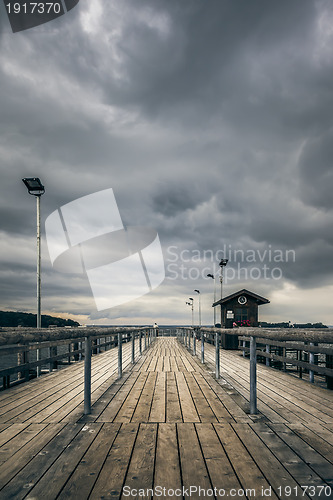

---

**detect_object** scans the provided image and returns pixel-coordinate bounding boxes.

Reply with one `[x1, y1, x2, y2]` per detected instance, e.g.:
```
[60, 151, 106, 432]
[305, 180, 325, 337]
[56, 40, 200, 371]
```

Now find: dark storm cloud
[0, 0, 333, 323]
[298, 129, 333, 210]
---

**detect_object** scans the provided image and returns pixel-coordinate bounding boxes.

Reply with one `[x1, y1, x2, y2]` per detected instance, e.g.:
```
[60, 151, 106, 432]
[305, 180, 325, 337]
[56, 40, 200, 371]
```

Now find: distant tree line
[0, 311, 80, 328]
[259, 321, 328, 329]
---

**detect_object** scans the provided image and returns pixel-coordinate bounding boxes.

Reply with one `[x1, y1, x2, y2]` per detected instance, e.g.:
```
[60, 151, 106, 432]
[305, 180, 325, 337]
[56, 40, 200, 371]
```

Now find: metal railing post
[188, 329, 191, 350]
[118, 332, 122, 379]
[84, 336, 92, 415]
[201, 332, 204, 363]
[144, 330, 147, 350]
[215, 331, 220, 379]
[36, 346, 41, 377]
[309, 342, 314, 383]
[131, 331, 135, 363]
[193, 330, 196, 356]
[242, 339, 246, 357]
[139, 331, 142, 355]
[250, 336, 257, 415]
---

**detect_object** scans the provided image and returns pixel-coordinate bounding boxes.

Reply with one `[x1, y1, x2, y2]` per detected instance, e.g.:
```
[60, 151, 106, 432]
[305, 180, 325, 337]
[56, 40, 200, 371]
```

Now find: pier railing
[178, 327, 333, 415]
[0, 326, 156, 414]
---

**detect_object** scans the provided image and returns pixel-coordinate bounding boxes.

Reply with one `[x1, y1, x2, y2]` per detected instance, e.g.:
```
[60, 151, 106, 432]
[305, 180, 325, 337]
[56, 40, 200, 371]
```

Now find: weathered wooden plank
[123, 423, 157, 499]
[0, 424, 84, 499]
[251, 422, 330, 494]
[154, 424, 181, 493]
[166, 372, 182, 423]
[214, 423, 278, 498]
[131, 372, 157, 423]
[0, 423, 65, 490]
[57, 423, 120, 499]
[268, 423, 333, 487]
[97, 372, 141, 423]
[24, 423, 102, 499]
[89, 423, 138, 499]
[184, 372, 218, 423]
[174, 372, 199, 422]
[114, 373, 148, 423]
[177, 423, 213, 499]
[233, 423, 311, 499]
[286, 422, 333, 463]
[0, 423, 47, 464]
[196, 423, 242, 492]
[191, 372, 235, 423]
[0, 423, 30, 449]
[149, 372, 166, 423]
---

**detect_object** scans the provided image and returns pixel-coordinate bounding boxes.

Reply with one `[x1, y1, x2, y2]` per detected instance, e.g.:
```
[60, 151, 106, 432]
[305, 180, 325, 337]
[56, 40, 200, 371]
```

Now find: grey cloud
[0, 0, 333, 324]
[298, 130, 333, 210]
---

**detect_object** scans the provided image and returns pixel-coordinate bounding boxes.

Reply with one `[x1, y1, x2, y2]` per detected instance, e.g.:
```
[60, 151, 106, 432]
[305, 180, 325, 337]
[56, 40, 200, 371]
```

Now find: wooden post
[283, 346, 287, 372]
[144, 330, 147, 350]
[266, 344, 270, 367]
[118, 332, 122, 379]
[68, 343, 71, 365]
[250, 336, 257, 415]
[193, 330, 196, 356]
[73, 342, 79, 361]
[188, 329, 191, 350]
[49, 346, 57, 372]
[17, 348, 28, 381]
[131, 331, 135, 364]
[201, 331, 204, 363]
[326, 355, 333, 389]
[299, 349, 303, 379]
[215, 331, 220, 379]
[139, 331, 142, 355]
[84, 336, 91, 415]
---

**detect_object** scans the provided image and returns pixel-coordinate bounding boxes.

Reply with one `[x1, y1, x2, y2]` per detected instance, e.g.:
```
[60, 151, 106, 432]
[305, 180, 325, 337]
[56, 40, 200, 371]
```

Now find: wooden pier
[0, 337, 332, 499]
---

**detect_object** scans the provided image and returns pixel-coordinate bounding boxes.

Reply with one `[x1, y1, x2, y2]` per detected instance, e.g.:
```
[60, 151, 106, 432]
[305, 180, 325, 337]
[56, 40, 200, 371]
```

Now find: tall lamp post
[22, 178, 45, 329]
[188, 297, 194, 327]
[186, 301, 192, 326]
[207, 273, 216, 326]
[219, 259, 228, 328]
[194, 289, 201, 328]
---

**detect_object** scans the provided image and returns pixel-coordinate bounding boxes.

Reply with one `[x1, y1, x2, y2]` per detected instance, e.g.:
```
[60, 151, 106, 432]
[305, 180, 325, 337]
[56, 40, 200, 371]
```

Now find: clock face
[238, 295, 247, 305]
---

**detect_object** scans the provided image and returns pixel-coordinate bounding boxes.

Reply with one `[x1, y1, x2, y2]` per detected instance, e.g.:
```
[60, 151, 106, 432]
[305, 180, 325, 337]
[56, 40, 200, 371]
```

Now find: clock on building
[238, 295, 247, 305]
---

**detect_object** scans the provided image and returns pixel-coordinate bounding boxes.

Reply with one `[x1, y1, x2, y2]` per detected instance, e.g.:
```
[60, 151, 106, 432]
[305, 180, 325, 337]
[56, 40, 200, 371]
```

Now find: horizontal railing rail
[0, 326, 157, 414]
[177, 327, 333, 415]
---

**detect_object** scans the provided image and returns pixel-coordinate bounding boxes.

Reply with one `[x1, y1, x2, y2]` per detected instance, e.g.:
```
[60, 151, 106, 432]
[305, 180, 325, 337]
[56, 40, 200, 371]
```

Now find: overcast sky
[0, 0, 332, 326]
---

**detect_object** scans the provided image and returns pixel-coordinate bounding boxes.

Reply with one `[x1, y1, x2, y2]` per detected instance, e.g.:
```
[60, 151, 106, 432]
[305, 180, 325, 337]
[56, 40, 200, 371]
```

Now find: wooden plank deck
[0, 337, 332, 499]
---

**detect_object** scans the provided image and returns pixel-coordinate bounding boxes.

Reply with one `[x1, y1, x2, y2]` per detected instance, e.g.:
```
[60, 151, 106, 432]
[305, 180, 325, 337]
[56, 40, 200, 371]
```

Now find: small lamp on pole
[219, 258, 228, 328]
[194, 289, 201, 328]
[22, 177, 45, 329]
[207, 273, 216, 326]
[188, 297, 194, 327]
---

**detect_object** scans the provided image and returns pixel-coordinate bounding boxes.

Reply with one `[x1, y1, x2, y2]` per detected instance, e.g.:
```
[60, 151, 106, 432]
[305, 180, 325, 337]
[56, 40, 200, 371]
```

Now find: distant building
[213, 289, 270, 328]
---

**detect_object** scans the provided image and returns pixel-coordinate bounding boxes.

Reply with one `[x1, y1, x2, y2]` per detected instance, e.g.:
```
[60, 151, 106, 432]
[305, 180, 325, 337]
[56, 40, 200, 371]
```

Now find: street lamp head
[194, 289, 200, 294]
[189, 297, 193, 301]
[22, 177, 45, 196]
[207, 274, 214, 279]
[219, 258, 228, 267]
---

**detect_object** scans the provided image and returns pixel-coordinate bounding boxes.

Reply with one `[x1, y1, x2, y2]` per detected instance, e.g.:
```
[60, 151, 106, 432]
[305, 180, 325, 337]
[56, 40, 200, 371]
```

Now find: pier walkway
[0, 337, 332, 499]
